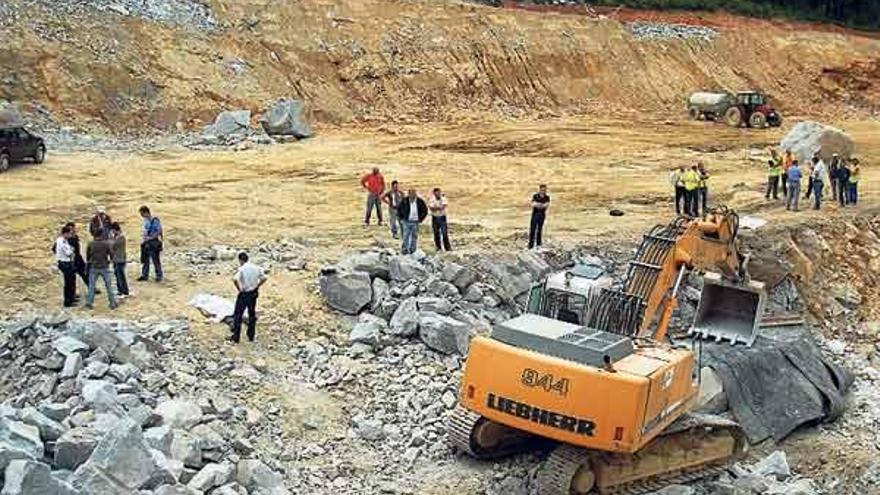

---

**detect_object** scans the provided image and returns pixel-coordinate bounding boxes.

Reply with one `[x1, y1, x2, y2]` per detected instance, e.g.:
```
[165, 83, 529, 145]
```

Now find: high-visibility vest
[850, 166, 860, 183]
[769, 164, 781, 177]
[698, 170, 709, 188]
[683, 170, 700, 191]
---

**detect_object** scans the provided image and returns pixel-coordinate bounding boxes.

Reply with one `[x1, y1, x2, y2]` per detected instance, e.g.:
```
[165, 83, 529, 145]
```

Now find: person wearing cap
[89, 206, 112, 239]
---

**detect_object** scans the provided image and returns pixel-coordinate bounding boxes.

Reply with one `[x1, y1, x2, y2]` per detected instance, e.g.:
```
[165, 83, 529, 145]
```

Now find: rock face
[258, 99, 313, 138]
[319, 270, 372, 315]
[779, 121, 855, 164]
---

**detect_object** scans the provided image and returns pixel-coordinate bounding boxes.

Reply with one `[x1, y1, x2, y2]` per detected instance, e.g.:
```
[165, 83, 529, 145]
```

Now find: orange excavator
[448, 207, 767, 494]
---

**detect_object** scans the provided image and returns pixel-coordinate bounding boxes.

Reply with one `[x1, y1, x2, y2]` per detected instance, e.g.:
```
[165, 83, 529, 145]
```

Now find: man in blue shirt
[786, 161, 802, 212]
[137, 205, 164, 282]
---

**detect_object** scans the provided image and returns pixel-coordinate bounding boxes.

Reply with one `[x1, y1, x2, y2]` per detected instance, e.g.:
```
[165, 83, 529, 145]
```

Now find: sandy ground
[1, 116, 877, 325]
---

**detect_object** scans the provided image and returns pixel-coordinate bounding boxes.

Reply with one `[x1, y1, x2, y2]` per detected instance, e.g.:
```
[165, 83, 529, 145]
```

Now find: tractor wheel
[0, 153, 9, 173]
[724, 107, 743, 127]
[749, 112, 767, 129]
[688, 107, 701, 120]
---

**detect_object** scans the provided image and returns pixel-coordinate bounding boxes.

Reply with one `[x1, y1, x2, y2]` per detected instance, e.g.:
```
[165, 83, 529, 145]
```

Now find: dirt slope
[1, 0, 879, 132]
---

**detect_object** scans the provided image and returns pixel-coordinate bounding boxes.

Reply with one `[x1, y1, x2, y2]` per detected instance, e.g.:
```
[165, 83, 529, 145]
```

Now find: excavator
[448, 207, 767, 494]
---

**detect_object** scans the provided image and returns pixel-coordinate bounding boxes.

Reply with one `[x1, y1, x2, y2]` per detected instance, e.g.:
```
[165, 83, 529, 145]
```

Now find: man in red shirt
[360, 167, 386, 226]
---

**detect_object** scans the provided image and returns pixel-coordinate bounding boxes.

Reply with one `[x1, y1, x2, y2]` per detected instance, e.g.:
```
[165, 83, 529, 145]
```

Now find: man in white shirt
[668, 166, 685, 215]
[811, 156, 826, 210]
[428, 188, 452, 252]
[55, 225, 77, 307]
[396, 189, 428, 255]
[230, 252, 268, 343]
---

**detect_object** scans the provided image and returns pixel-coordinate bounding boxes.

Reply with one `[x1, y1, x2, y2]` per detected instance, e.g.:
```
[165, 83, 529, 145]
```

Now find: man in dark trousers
[529, 184, 550, 249]
[668, 166, 685, 215]
[63, 222, 91, 295]
[54, 225, 77, 307]
[84, 228, 118, 310]
[382, 180, 405, 239]
[110, 222, 129, 298]
[89, 206, 112, 239]
[397, 189, 428, 255]
[765, 159, 781, 200]
[138, 205, 163, 282]
[835, 158, 850, 207]
[428, 187, 452, 252]
[229, 252, 267, 344]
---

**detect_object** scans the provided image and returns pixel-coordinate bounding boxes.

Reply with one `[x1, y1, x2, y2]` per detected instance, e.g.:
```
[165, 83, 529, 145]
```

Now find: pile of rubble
[0, 0, 217, 31]
[628, 22, 719, 42]
[0, 315, 290, 495]
[188, 100, 313, 150]
[171, 239, 310, 279]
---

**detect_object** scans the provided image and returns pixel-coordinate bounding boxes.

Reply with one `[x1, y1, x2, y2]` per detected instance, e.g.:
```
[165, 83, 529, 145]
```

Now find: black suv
[0, 126, 46, 172]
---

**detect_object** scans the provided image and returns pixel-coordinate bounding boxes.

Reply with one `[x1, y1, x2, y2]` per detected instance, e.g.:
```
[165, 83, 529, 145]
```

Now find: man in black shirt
[529, 185, 550, 249]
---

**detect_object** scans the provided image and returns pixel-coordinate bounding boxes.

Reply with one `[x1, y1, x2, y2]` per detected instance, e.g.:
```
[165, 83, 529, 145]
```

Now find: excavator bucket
[689, 272, 766, 347]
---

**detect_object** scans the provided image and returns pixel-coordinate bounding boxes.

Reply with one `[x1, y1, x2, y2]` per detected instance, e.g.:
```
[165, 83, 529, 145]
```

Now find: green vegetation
[544, 1, 880, 30]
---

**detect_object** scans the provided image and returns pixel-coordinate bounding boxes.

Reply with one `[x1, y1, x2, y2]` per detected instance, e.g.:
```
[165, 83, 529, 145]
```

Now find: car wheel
[34, 145, 46, 164]
[0, 153, 9, 172]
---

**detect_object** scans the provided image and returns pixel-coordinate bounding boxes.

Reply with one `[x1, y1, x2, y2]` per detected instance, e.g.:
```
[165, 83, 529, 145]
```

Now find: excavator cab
[526, 263, 613, 325]
[690, 272, 766, 347]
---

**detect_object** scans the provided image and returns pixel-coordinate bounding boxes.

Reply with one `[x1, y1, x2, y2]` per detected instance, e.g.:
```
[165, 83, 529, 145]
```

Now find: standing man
[85, 229, 117, 310]
[669, 166, 686, 215]
[786, 160, 802, 211]
[697, 161, 710, 215]
[781, 149, 793, 197]
[811, 156, 826, 210]
[835, 158, 850, 207]
[396, 189, 428, 255]
[55, 225, 77, 308]
[828, 153, 840, 196]
[138, 205, 163, 282]
[765, 159, 780, 200]
[110, 222, 129, 298]
[89, 206, 112, 239]
[360, 167, 385, 227]
[382, 180, 405, 239]
[848, 158, 860, 206]
[682, 165, 700, 217]
[65, 222, 89, 290]
[230, 252, 267, 344]
[428, 188, 452, 252]
[529, 184, 550, 249]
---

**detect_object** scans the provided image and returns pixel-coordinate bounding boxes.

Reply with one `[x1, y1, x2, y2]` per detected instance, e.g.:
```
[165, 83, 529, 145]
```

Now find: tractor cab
[736, 91, 767, 113]
[731, 91, 781, 128]
[526, 263, 613, 325]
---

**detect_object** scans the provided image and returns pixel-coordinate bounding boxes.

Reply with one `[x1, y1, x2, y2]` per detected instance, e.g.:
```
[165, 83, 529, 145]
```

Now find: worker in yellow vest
[765, 159, 781, 200]
[697, 161, 710, 215]
[682, 165, 701, 217]
[848, 158, 861, 206]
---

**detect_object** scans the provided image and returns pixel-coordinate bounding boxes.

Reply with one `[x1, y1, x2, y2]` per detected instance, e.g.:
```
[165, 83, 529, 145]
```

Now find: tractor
[688, 91, 782, 129]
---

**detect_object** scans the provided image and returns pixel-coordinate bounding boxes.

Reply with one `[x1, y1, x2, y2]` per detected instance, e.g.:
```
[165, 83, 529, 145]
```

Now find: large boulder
[205, 110, 251, 137]
[236, 459, 290, 495]
[389, 298, 420, 337]
[54, 428, 101, 470]
[389, 256, 428, 282]
[780, 121, 855, 165]
[155, 400, 203, 430]
[370, 278, 390, 312]
[259, 99, 313, 138]
[319, 270, 372, 315]
[18, 408, 66, 442]
[349, 314, 386, 348]
[418, 313, 473, 355]
[187, 462, 235, 492]
[441, 262, 477, 292]
[0, 419, 43, 474]
[337, 251, 390, 280]
[2, 460, 79, 495]
[71, 418, 162, 493]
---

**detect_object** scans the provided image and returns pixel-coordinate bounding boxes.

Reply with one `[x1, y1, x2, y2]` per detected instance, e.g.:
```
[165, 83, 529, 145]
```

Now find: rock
[463, 284, 484, 303]
[187, 462, 235, 492]
[389, 256, 427, 282]
[354, 417, 385, 441]
[37, 403, 70, 423]
[825, 339, 847, 356]
[752, 450, 791, 481]
[155, 400, 203, 430]
[647, 485, 694, 495]
[144, 449, 179, 489]
[779, 121, 854, 165]
[319, 270, 372, 315]
[775, 479, 817, 495]
[418, 313, 472, 355]
[53, 336, 90, 356]
[236, 459, 290, 495]
[2, 460, 79, 495]
[488, 260, 533, 300]
[441, 262, 477, 291]
[143, 426, 173, 455]
[389, 299, 420, 337]
[206, 110, 251, 137]
[53, 428, 101, 470]
[81, 380, 120, 413]
[425, 278, 459, 298]
[80, 361, 110, 379]
[831, 285, 862, 310]
[416, 297, 453, 315]
[19, 407, 66, 441]
[258, 99, 313, 138]
[370, 278, 390, 312]
[338, 251, 389, 280]
[80, 326, 130, 365]
[60, 354, 83, 379]
[107, 363, 139, 383]
[695, 367, 727, 414]
[517, 251, 551, 279]
[0, 419, 43, 464]
[350, 314, 386, 348]
[189, 423, 225, 452]
[170, 430, 202, 468]
[71, 418, 160, 493]
[154, 485, 199, 495]
[212, 483, 248, 495]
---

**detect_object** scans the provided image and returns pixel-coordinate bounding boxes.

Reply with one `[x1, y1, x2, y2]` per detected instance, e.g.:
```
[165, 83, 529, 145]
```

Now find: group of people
[361, 167, 452, 254]
[669, 162, 711, 217]
[361, 168, 553, 253]
[766, 149, 861, 211]
[53, 205, 163, 309]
